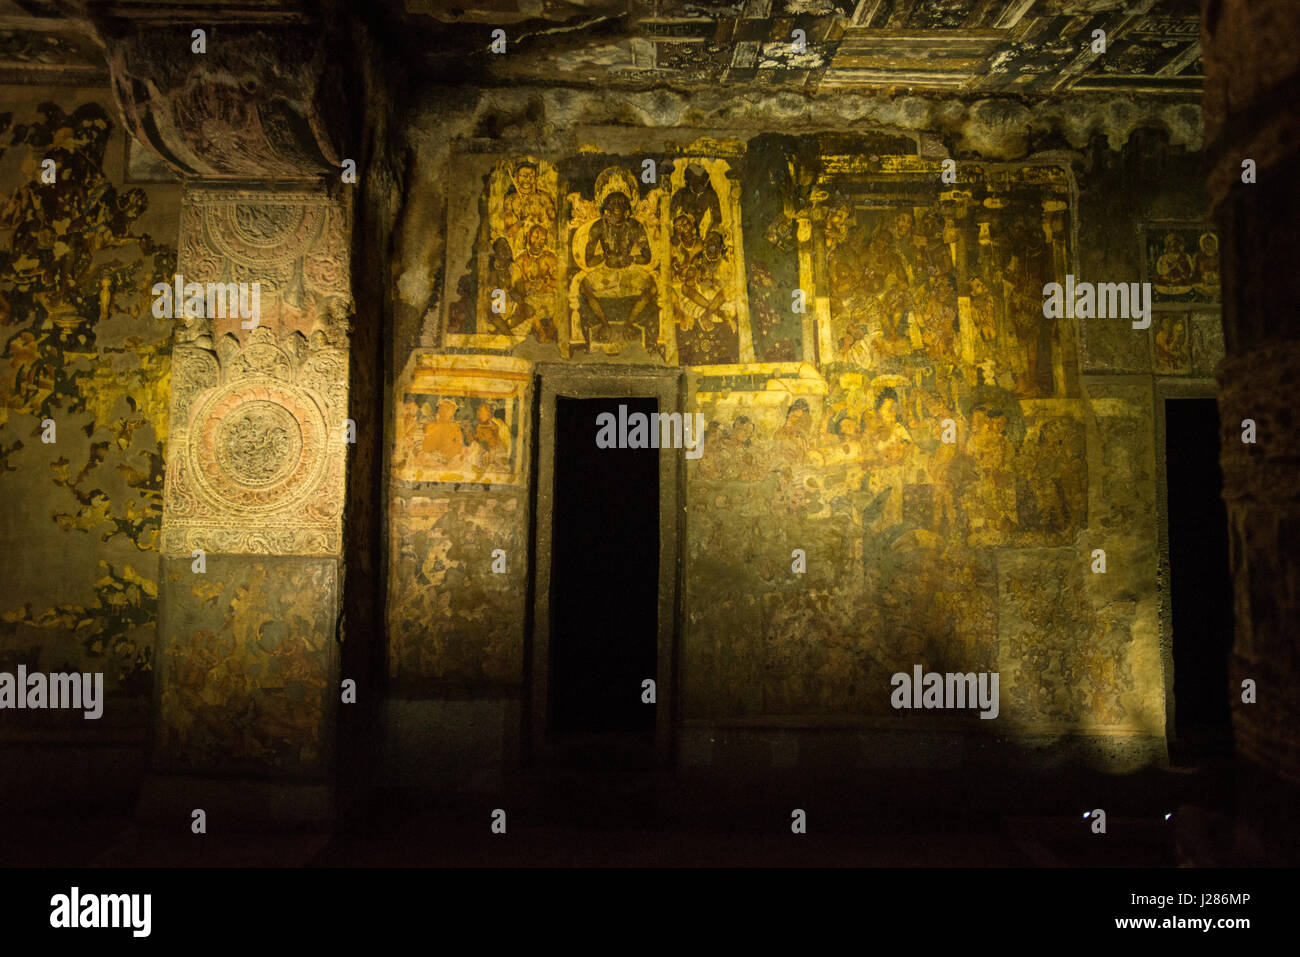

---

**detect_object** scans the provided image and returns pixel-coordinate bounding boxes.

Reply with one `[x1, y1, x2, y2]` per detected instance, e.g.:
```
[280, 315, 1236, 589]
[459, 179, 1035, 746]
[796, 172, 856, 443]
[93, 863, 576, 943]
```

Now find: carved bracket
[93, 7, 348, 179]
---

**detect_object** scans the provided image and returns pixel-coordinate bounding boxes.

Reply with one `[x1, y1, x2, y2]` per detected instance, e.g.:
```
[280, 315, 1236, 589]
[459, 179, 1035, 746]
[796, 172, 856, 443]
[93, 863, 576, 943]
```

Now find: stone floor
[2, 759, 1244, 868]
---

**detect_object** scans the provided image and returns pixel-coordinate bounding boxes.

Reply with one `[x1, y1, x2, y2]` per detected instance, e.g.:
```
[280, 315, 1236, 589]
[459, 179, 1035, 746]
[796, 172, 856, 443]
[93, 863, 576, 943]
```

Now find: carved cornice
[90, 2, 348, 179]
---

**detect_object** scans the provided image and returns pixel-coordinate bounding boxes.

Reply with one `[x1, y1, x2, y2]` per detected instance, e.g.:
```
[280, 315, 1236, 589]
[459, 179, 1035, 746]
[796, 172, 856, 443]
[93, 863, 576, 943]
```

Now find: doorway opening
[550, 397, 659, 763]
[530, 368, 681, 771]
[1165, 398, 1234, 758]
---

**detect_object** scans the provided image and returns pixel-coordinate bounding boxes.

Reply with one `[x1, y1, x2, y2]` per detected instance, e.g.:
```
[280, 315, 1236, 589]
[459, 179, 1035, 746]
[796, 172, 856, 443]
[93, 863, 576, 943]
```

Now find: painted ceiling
[396, 0, 1204, 94]
[0, 0, 1204, 95]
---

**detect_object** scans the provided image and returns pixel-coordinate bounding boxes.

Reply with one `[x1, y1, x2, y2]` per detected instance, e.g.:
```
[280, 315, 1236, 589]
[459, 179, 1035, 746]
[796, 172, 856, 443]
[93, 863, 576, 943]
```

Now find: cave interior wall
[378, 87, 1221, 785]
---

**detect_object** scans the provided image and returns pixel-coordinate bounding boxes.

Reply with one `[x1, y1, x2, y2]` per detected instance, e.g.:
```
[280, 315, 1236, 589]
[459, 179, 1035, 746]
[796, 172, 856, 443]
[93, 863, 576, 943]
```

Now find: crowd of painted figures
[450, 158, 750, 365]
[695, 382, 1087, 548]
[695, 192, 1085, 547]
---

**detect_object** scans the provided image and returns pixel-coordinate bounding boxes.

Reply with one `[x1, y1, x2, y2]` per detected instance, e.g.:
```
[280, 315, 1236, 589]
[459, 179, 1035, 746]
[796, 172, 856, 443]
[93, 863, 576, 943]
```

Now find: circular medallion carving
[215, 401, 302, 487]
[187, 378, 328, 514]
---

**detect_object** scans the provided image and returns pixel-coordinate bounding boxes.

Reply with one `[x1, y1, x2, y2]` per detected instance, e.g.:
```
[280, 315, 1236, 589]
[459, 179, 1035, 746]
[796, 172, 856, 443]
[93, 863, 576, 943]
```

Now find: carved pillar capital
[91, 3, 350, 179]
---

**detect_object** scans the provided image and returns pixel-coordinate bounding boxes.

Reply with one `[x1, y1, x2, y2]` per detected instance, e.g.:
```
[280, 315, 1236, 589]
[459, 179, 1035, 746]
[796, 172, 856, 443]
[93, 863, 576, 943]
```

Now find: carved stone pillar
[1201, 0, 1300, 860]
[147, 188, 351, 819]
[93, 6, 358, 822]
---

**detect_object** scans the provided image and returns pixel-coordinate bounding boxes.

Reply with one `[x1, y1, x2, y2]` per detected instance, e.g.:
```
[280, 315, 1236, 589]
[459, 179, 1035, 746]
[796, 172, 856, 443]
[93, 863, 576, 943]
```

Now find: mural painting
[666, 159, 750, 365]
[0, 99, 176, 695]
[679, 142, 1149, 732]
[1142, 223, 1221, 307]
[156, 558, 335, 773]
[805, 155, 1075, 401]
[443, 149, 752, 364]
[559, 151, 753, 362]
[565, 159, 664, 356]
[393, 354, 529, 486]
[409, 134, 1195, 741]
[387, 494, 525, 686]
[1152, 314, 1192, 375]
[481, 158, 561, 343]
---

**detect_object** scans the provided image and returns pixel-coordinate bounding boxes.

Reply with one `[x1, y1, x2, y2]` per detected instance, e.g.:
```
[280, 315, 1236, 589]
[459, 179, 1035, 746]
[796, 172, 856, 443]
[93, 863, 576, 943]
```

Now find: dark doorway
[1165, 398, 1234, 757]
[549, 396, 659, 763]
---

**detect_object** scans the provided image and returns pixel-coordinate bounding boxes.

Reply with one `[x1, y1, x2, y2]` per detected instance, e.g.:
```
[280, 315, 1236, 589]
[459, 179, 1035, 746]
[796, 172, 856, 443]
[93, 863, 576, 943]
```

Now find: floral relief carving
[161, 189, 351, 557]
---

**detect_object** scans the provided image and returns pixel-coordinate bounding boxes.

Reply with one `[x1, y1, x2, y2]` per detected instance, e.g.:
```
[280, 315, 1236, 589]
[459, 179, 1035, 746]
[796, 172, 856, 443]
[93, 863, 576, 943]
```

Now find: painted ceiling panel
[1, 0, 1203, 96]
[432, 0, 1205, 93]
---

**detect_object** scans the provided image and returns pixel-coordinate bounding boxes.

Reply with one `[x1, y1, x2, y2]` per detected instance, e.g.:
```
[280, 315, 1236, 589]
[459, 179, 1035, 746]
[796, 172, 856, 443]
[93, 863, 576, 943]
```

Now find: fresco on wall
[443, 157, 561, 349]
[565, 159, 665, 355]
[1142, 224, 1220, 307]
[694, 142, 1086, 540]
[677, 141, 1164, 733]
[483, 158, 560, 342]
[684, 365, 1139, 728]
[692, 369, 1087, 546]
[1188, 313, 1225, 376]
[393, 353, 529, 485]
[156, 558, 334, 773]
[0, 99, 176, 695]
[387, 494, 525, 686]
[666, 159, 751, 365]
[805, 155, 1075, 400]
[559, 150, 753, 362]
[740, 135, 816, 364]
[443, 148, 753, 364]
[998, 550, 1143, 728]
[406, 133, 1187, 742]
[1152, 314, 1191, 375]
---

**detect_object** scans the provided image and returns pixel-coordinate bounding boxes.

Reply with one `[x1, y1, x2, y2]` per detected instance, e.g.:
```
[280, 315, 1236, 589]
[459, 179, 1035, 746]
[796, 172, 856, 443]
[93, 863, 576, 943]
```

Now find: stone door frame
[529, 363, 684, 769]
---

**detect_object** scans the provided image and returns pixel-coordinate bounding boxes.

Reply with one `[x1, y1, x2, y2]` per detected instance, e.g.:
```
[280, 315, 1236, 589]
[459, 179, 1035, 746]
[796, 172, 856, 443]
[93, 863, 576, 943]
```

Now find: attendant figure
[502, 162, 556, 254]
